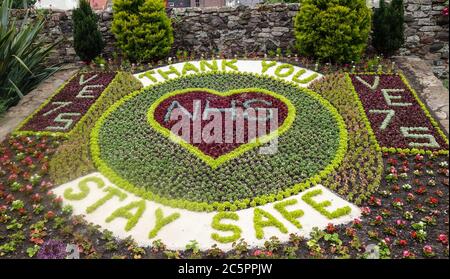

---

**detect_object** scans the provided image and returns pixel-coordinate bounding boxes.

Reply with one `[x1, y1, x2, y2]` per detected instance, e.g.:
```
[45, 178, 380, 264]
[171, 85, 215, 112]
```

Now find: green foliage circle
[91, 72, 347, 211]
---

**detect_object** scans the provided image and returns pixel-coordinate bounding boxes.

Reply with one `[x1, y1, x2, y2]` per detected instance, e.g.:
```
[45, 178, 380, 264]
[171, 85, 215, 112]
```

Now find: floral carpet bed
[0, 60, 448, 259]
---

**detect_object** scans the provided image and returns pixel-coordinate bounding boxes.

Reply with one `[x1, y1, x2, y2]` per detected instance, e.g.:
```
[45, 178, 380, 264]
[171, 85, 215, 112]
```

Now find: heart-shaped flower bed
[148, 88, 295, 168]
[91, 72, 347, 211]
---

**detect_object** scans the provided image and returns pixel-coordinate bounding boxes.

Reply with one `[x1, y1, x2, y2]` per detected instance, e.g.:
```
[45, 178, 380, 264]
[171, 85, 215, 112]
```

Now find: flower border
[347, 73, 449, 155]
[90, 71, 348, 212]
[146, 87, 296, 169]
[13, 72, 119, 138]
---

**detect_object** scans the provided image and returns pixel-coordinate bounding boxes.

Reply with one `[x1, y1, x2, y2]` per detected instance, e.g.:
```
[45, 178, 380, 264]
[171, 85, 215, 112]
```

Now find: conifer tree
[73, 0, 105, 62]
[372, 0, 405, 56]
[112, 0, 174, 62]
[294, 0, 372, 63]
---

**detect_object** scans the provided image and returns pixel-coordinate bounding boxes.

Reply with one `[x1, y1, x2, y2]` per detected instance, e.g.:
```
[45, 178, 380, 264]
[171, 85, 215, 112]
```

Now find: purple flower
[37, 239, 68, 259]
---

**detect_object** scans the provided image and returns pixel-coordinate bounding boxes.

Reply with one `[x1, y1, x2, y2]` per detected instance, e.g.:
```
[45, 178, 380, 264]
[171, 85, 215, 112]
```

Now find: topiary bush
[73, 0, 105, 63]
[372, 0, 404, 56]
[111, 0, 174, 62]
[294, 0, 371, 63]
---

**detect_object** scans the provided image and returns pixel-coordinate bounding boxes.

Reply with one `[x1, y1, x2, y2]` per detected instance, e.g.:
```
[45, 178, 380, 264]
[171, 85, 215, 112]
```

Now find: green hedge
[294, 0, 371, 63]
[112, 0, 174, 62]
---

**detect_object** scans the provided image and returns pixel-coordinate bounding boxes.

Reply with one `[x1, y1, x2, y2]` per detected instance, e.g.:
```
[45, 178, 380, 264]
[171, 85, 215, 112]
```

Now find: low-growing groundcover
[0, 60, 448, 259]
[92, 73, 345, 210]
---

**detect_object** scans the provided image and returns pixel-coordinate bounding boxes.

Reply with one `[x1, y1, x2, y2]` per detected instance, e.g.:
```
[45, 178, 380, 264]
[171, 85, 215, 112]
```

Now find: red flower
[345, 227, 356, 237]
[30, 237, 44, 245]
[442, 7, 449, 16]
[24, 184, 33, 194]
[402, 250, 415, 259]
[369, 196, 382, 206]
[31, 193, 41, 203]
[253, 250, 262, 257]
[396, 219, 406, 228]
[353, 218, 362, 228]
[422, 245, 434, 257]
[398, 239, 408, 246]
[389, 166, 397, 175]
[427, 197, 439, 206]
[410, 231, 417, 239]
[391, 184, 400, 192]
[326, 223, 336, 233]
[45, 211, 55, 219]
[8, 173, 17, 182]
[361, 207, 371, 216]
[387, 158, 397, 166]
[5, 194, 14, 203]
[437, 234, 448, 245]
[415, 154, 424, 162]
[415, 186, 427, 195]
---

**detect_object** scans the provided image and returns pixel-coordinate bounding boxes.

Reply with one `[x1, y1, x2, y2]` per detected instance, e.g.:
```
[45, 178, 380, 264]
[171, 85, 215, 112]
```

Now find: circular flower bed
[91, 72, 347, 211]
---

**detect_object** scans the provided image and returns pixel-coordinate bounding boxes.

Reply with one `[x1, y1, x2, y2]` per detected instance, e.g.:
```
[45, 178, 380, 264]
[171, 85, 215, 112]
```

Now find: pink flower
[423, 245, 434, 257]
[396, 219, 406, 227]
[361, 207, 371, 216]
[402, 250, 414, 259]
[253, 250, 262, 257]
[437, 234, 448, 245]
[442, 7, 449, 16]
[25, 185, 33, 193]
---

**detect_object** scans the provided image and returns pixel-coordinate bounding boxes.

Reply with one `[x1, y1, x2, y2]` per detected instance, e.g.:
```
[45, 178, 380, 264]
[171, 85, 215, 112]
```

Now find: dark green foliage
[294, 0, 371, 63]
[112, 0, 174, 62]
[73, 0, 104, 62]
[372, 0, 405, 56]
[0, 0, 35, 9]
[0, 0, 59, 111]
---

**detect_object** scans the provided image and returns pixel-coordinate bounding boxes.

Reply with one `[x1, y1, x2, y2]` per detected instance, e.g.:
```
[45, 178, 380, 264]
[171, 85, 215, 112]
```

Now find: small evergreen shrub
[73, 0, 105, 62]
[372, 0, 405, 56]
[112, 0, 174, 62]
[294, 0, 372, 63]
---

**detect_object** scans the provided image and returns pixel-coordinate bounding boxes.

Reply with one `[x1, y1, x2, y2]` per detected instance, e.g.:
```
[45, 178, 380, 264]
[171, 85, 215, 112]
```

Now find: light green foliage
[211, 212, 242, 243]
[148, 208, 180, 239]
[105, 200, 146, 231]
[253, 208, 288, 239]
[294, 0, 371, 62]
[112, 0, 174, 62]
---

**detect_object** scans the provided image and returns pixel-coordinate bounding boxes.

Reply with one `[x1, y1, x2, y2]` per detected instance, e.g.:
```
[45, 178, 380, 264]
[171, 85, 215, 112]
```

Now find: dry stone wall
[11, 2, 449, 77]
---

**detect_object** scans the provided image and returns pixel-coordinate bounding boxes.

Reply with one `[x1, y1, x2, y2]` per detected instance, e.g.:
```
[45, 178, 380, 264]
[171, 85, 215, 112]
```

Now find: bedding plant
[0, 57, 448, 259]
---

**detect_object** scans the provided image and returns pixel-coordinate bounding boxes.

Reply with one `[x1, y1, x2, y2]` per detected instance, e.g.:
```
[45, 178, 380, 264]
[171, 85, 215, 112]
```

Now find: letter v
[79, 74, 99, 85]
[356, 76, 380, 90]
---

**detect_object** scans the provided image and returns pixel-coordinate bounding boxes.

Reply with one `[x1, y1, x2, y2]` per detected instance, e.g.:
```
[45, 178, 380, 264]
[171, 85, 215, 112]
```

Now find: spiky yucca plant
[0, 0, 59, 112]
